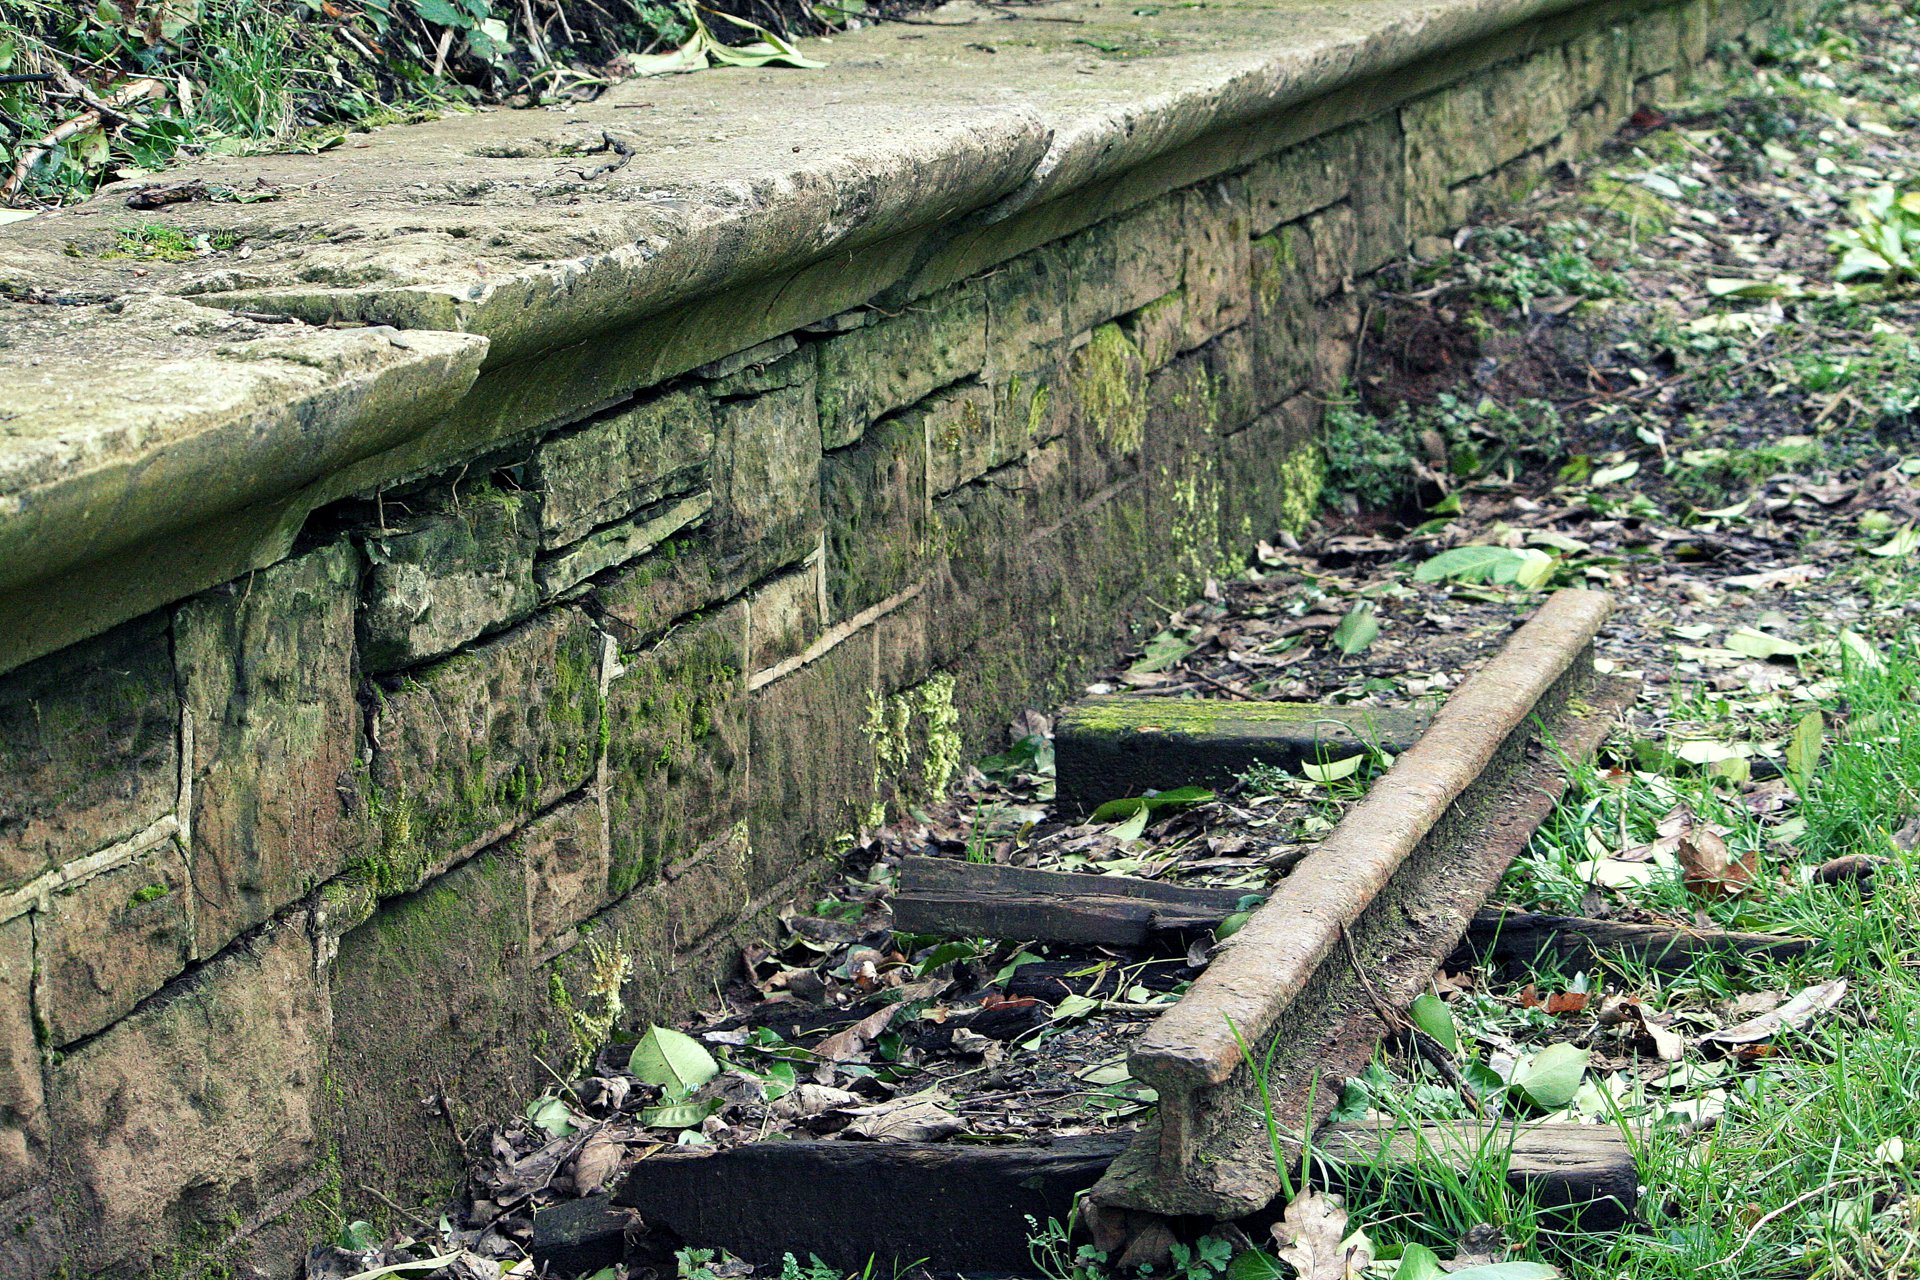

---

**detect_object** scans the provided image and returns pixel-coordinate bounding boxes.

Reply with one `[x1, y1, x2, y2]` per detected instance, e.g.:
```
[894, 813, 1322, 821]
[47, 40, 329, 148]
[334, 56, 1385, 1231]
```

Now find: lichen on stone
[549, 935, 632, 1077]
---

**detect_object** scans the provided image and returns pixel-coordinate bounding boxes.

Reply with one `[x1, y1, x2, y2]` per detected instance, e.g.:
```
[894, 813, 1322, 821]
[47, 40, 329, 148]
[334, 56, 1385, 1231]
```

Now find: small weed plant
[1321, 389, 1566, 513]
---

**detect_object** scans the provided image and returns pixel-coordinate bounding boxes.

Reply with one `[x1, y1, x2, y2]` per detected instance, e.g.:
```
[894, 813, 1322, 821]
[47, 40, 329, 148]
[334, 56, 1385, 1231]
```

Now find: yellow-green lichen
[549, 935, 632, 1076]
[1070, 324, 1147, 456]
[1276, 441, 1326, 535]
[861, 671, 964, 824]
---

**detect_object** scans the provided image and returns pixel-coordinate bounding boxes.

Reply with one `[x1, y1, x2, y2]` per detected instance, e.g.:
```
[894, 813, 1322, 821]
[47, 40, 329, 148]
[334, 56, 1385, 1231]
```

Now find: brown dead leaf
[812, 1004, 901, 1076]
[1521, 985, 1589, 1016]
[1678, 828, 1757, 898]
[1698, 979, 1847, 1051]
[840, 1097, 966, 1142]
[1271, 1189, 1373, 1280]
[568, 1131, 624, 1196]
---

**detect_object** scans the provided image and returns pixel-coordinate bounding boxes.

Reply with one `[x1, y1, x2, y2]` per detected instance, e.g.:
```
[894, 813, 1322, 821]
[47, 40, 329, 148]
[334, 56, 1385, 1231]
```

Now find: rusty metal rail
[1090, 588, 1629, 1219]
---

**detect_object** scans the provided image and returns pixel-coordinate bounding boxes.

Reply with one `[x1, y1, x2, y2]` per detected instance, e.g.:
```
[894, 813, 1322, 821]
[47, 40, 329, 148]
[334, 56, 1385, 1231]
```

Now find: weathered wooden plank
[892, 856, 1248, 946]
[1314, 1120, 1636, 1230]
[1460, 907, 1815, 974]
[1095, 590, 1629, 1219]
[531, 1196, 646, 1275]
[1056, 698, 1431, 815]
[613, 1136, 1128, 1273]
[552, 1118, 1635, 1275]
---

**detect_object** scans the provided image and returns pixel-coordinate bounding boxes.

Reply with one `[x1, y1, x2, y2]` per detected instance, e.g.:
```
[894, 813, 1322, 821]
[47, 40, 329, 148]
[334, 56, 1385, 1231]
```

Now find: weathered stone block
[529, 386, 715, 548]
[1064, 322, 1150, 502]
[713, 382, 824, 583]
[331, 851, 533, 1202]
[1352, 112, 1410, 274]
[1564, 25, 1631, 111]
[604, 602, 748, 898]
[1144, 353, 1228, 594]
[592, 530, 741, 647]
[1220, 395, 1325, 555]
[747, 636, 876, 892]
[367, 607, 603, 897]
[535, 490, 713, 598]
[1250, 229, 1314, 409]
[823, 413, 929, 621]
[362, 489, 537, 672]
[1632, 5, 1684, 77]
[1121, 290, 1185, 373]
[702, 338, 811, 399]
[919, 383, 996, 496]
[42, 842, 192, 1046]
[546, 825, 755, 1034]
[989, 365, 1067, 465]
[1052, 480, 1159, 653]
[0, 616, 176, 891]
[986, 243, 1071, 381]
[1312, 294, 1365, 399]
[1300, 203, 1358, 301]
[873, 592, 934, 695]
[1207, 327, 1261, 432]
[0, 916, 45, 1202]
[748, 560, 824, 673]
[927, 473, 1029, 667]
[1248, 125, 1356, 235]
[1403, 52, 1573, 234]
[179, 541, 365, 956]
[1088, 197, 1185, 330]
[1021, 435, 1074, 533]
[521, 797, 609, 957]
[1179, 177, 1252, 351]
[817, 282, 987, 449]
[945, 620, 1070, 757]
[48, 913, 327, 1276]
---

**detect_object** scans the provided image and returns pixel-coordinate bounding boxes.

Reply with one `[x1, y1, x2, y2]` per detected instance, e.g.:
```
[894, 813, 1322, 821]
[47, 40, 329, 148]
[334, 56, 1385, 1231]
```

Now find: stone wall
[0, 0, 1797, 1272]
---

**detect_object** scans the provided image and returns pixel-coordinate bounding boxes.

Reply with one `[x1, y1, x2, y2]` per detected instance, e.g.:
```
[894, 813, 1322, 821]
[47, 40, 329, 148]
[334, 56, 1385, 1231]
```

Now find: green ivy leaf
[1413, 545, 1555, 588]
[1408, 992, 1458, 1055]
[628, 1024, 720, 1098]
[1331, 601, 1380, 656]
[411, 0, 469, 26]
[1511, 1043, 1589, 1110]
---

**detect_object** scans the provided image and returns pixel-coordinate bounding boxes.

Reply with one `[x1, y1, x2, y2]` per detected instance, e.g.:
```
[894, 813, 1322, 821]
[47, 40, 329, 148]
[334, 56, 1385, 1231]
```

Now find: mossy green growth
[78, 225, 204, 262]
[1251, 228, 1298, 310]
[1060, 696, 1415, 736]
[1071, 324, 1148, 456]
[1276, 441, 1325, 535]
[862, 671, 964, 825]
[549, 935, 632, 1077]
[127, 882, 171, 907]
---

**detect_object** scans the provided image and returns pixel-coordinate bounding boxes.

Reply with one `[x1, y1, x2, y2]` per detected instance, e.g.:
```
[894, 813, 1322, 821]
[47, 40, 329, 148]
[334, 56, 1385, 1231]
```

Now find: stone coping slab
[0, 0, 1649, 673]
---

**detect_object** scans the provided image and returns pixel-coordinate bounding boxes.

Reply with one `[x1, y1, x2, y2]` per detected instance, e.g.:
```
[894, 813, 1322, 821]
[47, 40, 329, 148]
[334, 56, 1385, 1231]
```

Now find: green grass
[1254, 637, 1920, 1279]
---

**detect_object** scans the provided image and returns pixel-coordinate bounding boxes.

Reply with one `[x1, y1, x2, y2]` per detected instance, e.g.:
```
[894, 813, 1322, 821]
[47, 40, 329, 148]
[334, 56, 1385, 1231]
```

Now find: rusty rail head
[1129, 589, 1613, 1096]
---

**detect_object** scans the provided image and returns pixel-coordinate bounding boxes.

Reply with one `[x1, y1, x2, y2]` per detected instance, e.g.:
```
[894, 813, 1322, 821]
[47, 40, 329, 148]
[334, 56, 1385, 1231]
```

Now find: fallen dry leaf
[771, 1084, 860, 1119]
[568, 1131, 624, 1196]
[812, 1004, 902, 1080]
[840, 1096, 966, 1142]
[1519, 986, 1589, 1016]
[1678, 827, 1757, 898]
[1698, 979, 1847, 1051]
[1271, 1189, 1373, 1280]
